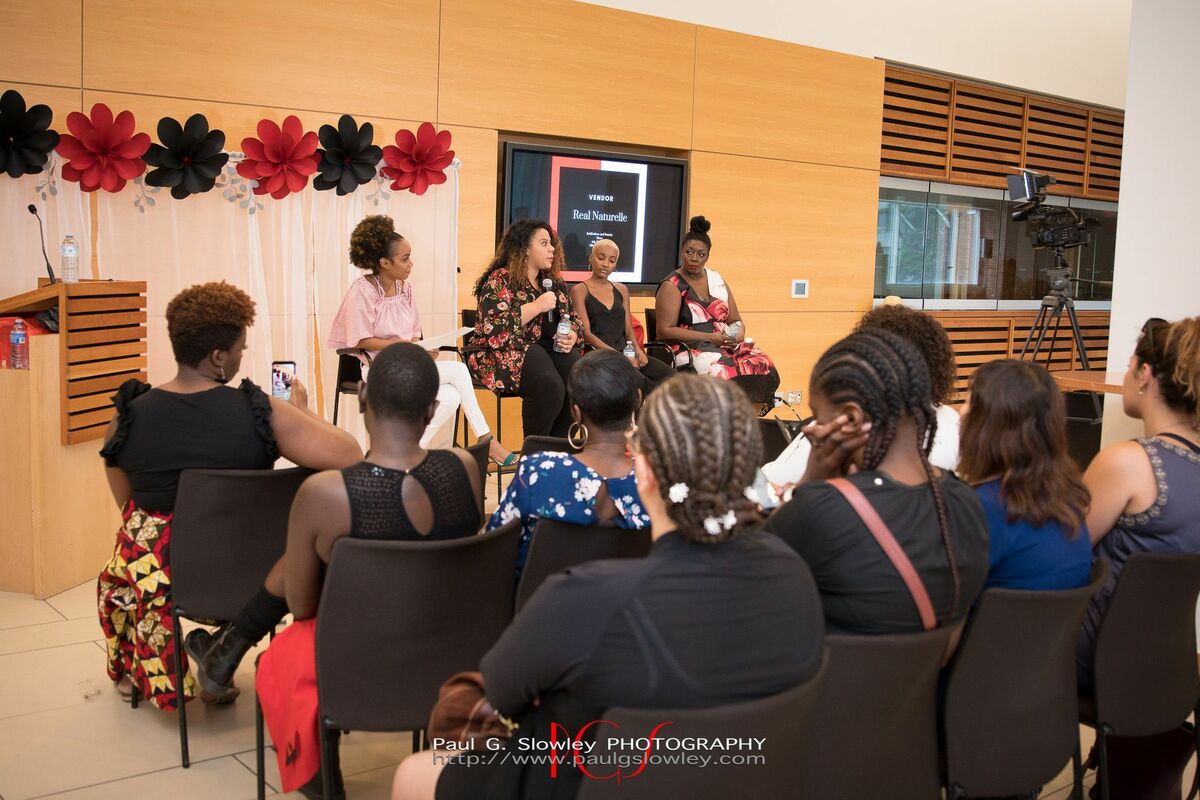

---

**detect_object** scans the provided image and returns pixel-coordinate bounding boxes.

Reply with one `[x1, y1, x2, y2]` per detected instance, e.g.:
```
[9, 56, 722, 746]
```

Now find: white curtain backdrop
[0, 155, 92, 298]
[1, 153, 460, 446]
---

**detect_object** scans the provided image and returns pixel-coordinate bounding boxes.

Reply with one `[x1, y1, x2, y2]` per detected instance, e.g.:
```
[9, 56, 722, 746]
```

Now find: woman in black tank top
[570, 239, 674, 391]
[256, 343, 482, 797]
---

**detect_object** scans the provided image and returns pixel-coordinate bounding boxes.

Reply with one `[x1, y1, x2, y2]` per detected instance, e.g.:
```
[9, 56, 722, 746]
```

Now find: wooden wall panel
[693, 27, 883, 169]
[437, 0, 695, 149]
[741, 311, 862, 403]
[0, 0, 81, 88]
[81, 90, 423, 149]
[445, 125, 500, 307]
[0, 81, 82, 122]
[879, 68, 951, 179]
[83, 0, 439, 121]
[688, 151, 878, 314]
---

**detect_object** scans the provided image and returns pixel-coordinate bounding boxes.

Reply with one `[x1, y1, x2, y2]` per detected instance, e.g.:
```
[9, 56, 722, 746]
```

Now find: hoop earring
[567, 421, 589, 450]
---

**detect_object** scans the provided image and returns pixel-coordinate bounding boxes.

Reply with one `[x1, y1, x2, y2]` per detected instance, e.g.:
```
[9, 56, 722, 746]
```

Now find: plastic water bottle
[61, 234, 80, 283]
[623, 341, 636, 361]
[554, 317, 572, 353]
[10, 320, 29, 370]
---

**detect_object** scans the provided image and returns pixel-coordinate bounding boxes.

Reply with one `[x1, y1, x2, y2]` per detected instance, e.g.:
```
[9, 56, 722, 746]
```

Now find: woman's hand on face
[799, 415, 872, 483]
[288, 377, 309, 410]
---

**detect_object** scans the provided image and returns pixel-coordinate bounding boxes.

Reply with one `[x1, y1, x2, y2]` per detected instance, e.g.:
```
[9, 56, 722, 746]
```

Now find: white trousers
[420, 359, 490, 448]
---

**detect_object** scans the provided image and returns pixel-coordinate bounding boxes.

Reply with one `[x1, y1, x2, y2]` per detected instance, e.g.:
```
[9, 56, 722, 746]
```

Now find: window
[874, 178, 1116, 307]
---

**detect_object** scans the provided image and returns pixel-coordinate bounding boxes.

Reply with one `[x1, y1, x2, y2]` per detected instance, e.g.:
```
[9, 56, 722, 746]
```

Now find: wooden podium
[0, 280, 147, 597]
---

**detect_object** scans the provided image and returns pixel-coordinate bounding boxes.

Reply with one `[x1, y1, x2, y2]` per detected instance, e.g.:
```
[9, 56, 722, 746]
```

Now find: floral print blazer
[465, 268, 582, 393]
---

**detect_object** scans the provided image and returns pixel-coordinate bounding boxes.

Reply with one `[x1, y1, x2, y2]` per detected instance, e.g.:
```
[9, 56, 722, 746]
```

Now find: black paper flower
[144, 114, 229, 199]
[0, 89, 60, 179]
[313, 114, 383, 195]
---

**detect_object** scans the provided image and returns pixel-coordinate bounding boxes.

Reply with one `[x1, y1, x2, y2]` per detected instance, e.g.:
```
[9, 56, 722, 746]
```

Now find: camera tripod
[1018, 253, 1103, 420]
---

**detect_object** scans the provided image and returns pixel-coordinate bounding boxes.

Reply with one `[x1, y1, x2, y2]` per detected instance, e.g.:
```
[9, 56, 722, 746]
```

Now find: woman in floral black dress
[467, 219, 583, 437]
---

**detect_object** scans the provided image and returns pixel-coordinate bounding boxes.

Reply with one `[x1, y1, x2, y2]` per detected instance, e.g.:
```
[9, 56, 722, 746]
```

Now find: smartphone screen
[271, 361, 296, 400]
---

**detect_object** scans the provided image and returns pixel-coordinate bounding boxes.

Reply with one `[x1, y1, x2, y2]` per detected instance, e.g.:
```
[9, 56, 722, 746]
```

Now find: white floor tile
[0, 592, 64, 630]
[0, 618, 100, 656]
[0, 642, 112, 721]
[234, 729, 414, 794]
[0, 683, 262, 798]
[45, 582, 98, 621]
[32, 755, 259, 800]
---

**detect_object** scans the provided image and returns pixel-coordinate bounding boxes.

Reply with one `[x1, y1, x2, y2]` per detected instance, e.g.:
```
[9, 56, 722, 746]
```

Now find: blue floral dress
[487, 451, 650, 573]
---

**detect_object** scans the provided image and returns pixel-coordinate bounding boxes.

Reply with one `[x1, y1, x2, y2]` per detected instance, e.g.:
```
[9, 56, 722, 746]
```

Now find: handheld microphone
[542, 277, 556, 324]
[27, 204, 57, 284]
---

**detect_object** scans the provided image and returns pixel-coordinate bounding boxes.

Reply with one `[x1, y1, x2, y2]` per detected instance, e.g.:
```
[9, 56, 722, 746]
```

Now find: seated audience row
[97, 279, 1200, 799]
[394, 373, 824, 800]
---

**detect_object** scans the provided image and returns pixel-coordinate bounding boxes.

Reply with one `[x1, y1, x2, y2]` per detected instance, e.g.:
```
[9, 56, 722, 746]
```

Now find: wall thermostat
[791, 279, 809, 299]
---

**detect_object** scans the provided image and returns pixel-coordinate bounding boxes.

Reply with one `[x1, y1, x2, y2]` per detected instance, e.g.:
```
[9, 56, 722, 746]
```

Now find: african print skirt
[96, 501, 195, 710]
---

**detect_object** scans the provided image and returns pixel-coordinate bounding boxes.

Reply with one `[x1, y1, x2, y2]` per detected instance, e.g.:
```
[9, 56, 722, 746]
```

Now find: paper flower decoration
[237, 116, 320, 199]
[0, 90, 60, 179]
[381, 122, 454, 195]
[144, 114, 229, 199]
[56, 103, 150, 192]
[313, 114, 383, 195]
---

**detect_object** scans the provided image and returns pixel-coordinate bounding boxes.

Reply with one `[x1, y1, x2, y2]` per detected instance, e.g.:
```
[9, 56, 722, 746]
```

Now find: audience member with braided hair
[763, 303, 961, 490]
[957, 359, 1093, 590]
[328, 215, 515, 464]
[393, 374, 824, 800]
[765, 329, 988, 635]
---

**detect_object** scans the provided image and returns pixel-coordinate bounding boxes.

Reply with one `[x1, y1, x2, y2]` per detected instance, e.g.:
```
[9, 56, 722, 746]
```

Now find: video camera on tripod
[1009, 169, 1104, 419]
[1007, 170, 1092, 254]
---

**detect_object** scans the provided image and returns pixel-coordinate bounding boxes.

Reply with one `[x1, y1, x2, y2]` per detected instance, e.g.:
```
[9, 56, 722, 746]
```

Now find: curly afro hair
[349, 215, 404, 272]
[166, 282, 256, 367]
[855, 304, 957, 405]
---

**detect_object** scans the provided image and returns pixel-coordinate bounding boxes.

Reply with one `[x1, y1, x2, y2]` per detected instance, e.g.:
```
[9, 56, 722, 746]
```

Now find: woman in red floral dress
[467, 220, 583, 437]
[654, 215, 780, 404]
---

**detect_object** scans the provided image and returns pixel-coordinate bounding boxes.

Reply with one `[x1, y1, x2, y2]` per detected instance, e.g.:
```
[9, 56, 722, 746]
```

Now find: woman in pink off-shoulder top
[329, 215, 515, 464]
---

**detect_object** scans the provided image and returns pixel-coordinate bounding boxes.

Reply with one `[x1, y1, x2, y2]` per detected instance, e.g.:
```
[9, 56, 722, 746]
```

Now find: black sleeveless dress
[582, 285, 629, 351]
[341, 450, 481, 540]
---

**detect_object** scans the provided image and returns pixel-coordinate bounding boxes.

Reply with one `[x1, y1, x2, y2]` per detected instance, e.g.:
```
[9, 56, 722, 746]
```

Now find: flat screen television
[501, 142, 688, 286]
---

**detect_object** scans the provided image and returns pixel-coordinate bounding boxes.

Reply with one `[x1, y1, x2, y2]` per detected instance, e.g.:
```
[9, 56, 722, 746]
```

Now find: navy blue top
[976, 479, 1092, 590]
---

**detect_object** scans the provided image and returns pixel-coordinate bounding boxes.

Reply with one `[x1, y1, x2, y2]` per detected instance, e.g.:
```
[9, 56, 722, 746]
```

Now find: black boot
[188, 623, 253, 699]
[298, 730, 345, 800]
[183, 627, 240, 704]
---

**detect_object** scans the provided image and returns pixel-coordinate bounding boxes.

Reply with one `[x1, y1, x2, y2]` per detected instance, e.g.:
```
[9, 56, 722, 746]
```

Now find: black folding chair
[306, 523, 521, 800]
[331, 349, 367, 425]
[1076, 552, 1200, 800]
[152, 467, 310, 768]
[515, 519, 652, 611]
[941, 558, 1109, 799]
[580, 651, 828, 799]
[643, 307, 692, 371]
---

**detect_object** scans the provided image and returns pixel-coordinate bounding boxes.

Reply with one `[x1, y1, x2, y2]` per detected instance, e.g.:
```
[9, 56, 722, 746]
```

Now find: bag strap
[828, 477, 937, 631]
[1158, 432, 1200, 454]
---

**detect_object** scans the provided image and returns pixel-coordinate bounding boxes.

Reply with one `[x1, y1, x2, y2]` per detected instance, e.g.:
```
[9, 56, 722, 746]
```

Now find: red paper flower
[381, 122, 454, 195]
[237, 116, 320, 199]
[56, 104, 151, 192]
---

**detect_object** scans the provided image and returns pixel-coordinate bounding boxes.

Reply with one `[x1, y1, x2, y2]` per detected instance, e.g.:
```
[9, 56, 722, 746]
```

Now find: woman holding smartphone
[328, 215, 515, 464]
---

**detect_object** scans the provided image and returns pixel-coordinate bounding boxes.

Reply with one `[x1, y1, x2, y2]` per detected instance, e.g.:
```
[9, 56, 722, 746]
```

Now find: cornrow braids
[638, 374, 763, 543]
[811, 330, 961, 621]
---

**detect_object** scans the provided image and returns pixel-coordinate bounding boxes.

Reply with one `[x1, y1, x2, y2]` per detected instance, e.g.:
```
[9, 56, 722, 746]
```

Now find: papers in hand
[418, 326, 473, 351]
